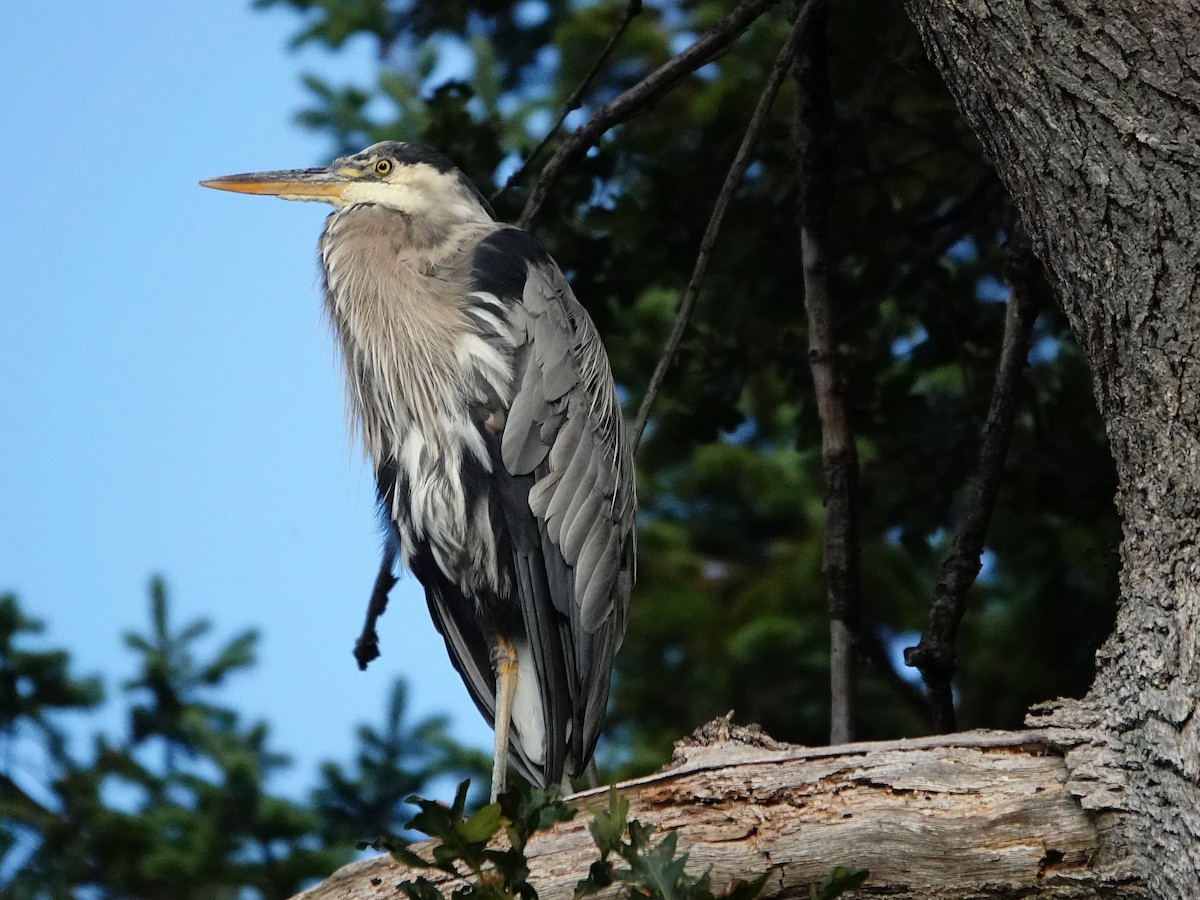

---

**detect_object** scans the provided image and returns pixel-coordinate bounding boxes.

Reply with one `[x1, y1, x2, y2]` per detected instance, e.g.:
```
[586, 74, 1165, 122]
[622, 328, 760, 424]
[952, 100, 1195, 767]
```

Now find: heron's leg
[490, 636, 518, 803]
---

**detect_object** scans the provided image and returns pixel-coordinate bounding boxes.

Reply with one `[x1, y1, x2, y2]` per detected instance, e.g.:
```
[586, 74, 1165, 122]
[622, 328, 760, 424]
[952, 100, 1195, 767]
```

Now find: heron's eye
[374, 159, 394, 176]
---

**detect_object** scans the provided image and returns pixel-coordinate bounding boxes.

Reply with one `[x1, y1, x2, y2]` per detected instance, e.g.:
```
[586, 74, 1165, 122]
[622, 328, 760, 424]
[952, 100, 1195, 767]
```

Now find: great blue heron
[201, 141, 635, 801]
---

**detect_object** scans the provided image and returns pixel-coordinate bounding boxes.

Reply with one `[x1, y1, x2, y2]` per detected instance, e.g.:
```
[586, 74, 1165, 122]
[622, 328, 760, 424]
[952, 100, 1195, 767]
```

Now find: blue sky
[1, 2, 492, 796]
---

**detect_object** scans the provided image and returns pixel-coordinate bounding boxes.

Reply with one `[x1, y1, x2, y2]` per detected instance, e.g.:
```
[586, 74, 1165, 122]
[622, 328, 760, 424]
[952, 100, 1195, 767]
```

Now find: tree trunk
[902, 1, 1200, 897]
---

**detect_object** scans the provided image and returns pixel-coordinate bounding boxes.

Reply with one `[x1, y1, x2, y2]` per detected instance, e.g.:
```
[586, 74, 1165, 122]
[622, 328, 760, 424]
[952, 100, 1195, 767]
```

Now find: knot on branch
[902, 641, 954, 676]
[668, 714, 789, 770]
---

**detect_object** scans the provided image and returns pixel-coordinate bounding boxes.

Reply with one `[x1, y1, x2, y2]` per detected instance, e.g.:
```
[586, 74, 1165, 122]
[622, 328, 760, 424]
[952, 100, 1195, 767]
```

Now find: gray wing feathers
[468, 227, 633, 777]
[578, 523, 622, 630]
[527, 469, 560, 517]
[500, 255, 635, 770]
[502, 350, 552, 475]
[534, 313, 577, 401]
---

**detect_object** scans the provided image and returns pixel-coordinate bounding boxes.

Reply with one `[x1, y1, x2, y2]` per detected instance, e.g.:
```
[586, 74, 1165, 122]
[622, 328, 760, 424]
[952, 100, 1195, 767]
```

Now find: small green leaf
[625, 819, 656, 855]
[390, 844, 435, 869]
[533, 794, 577, 832]
[450, 779, 471, 820]
[574, 859, 614, 899]
[501, 783, 576, 852]
[405, 800, 456, 842]
[399, 876, 450, 900]
[587, 789, 630, 858]
[626, 831, 688, 900]
[484, 847, 530, 886]
[723, 871, 770, 900]
[358, 836, 401, 854]
[432, 843, 465, 872]
[809, 866, 868, 900]
[458, 802, 504, 843]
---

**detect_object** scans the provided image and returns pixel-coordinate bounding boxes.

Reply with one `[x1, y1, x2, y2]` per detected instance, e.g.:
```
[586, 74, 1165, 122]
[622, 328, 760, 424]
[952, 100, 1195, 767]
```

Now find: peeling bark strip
[287, 728, 1139, 900]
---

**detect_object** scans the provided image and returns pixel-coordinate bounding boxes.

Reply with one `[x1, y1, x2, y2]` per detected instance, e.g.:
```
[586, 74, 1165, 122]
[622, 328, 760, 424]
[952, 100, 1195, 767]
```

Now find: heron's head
[201, 141, 493, 224]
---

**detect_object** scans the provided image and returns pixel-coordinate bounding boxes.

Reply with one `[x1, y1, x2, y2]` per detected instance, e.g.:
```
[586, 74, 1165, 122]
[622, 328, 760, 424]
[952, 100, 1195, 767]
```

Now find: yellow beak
[200, 167, 351, 203]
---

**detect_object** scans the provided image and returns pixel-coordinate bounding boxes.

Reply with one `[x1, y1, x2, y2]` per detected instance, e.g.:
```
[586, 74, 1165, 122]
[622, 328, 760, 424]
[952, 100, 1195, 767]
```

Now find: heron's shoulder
[469, 227, 560, 299]
[473, 225, 548, 259]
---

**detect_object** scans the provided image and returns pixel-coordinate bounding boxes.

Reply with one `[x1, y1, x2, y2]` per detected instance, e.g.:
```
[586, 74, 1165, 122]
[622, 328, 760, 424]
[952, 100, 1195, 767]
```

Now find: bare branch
[791, 1, 860, 745]
[493, 1, 644, 204]
[631, 0, 819, 451]
[518, 0, 783, 230]
[352, 546, 398, 671]
[904, 224, 1039, 731]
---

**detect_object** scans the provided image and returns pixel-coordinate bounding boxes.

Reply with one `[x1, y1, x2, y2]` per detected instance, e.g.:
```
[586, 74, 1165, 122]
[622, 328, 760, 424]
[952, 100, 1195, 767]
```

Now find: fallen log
[290, 723, 1141, 899]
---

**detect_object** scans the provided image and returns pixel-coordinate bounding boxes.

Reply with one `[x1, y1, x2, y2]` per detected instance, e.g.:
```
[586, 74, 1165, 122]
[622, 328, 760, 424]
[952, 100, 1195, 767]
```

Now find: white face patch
[340, 177, 430, 211]
[337, 163, 490, 227]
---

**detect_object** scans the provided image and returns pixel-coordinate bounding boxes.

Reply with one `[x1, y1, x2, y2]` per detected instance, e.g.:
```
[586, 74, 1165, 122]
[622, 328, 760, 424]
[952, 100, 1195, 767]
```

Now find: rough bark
[901, 1, 1200, 897]
[291, 726, 1139, 900]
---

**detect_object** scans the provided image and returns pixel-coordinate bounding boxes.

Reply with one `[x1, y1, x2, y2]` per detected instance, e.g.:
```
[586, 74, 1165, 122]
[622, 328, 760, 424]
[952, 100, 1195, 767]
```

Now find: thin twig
[493, 0, 644, 204]
[353, 546, 398, 670]
[903, 223, 1039, 732]
[630, 0, 820, 451]
[518, 0, 783, 230]
[791, 0, 859, 745]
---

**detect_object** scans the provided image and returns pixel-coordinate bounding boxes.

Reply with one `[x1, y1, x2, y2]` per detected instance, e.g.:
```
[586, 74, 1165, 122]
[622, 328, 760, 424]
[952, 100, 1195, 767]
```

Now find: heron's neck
[319, 204, 496, 463]
[331, 197, 492, 256]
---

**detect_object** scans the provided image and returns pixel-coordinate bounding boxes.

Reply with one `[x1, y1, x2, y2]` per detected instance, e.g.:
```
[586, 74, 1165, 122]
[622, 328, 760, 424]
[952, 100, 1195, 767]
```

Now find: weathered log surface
[289, 726, 1142, 900]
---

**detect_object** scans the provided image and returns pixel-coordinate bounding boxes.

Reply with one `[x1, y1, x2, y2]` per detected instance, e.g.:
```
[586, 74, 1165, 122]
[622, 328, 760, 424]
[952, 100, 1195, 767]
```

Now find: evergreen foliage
[1, 585, 483, 898]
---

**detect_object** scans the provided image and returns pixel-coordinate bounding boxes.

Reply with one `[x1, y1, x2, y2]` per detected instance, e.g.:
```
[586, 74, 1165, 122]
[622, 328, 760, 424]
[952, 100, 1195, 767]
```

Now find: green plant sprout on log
[361, 781, 867, 900]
